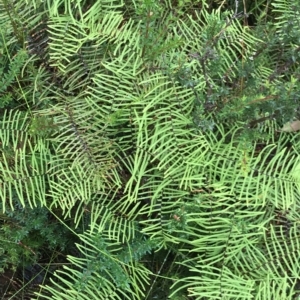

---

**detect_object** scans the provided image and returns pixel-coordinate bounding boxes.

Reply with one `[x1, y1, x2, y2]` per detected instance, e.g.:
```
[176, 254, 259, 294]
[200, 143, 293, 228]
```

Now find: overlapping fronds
[0, 110, 50, 210]
[175, 9, 259, 84]
[37, 224, 153, 300]
[0, 0, 300, 299]
[167, 126, 300, 299]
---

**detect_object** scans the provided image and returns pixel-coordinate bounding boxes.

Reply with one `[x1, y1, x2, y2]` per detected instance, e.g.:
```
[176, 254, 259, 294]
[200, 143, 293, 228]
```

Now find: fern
[37, 225, 154, 300]
[0, 0, 300, 299]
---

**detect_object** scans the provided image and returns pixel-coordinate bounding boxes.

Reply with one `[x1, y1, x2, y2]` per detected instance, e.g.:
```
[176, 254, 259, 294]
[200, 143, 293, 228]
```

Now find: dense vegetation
[0, 0, 300, 299]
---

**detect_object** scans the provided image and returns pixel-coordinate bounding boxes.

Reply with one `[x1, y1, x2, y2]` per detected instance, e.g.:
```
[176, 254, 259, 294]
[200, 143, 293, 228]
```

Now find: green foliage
[38, 226, 157, 299]
[0, 44, 28, 108]
[0, 201, 73, 271]
[0, 0, 300, 299]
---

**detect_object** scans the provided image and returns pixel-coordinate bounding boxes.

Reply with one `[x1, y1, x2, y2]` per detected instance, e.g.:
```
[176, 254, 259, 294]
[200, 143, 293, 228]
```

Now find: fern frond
[0, 110, 50, 210]
[37, 225, 152, 300]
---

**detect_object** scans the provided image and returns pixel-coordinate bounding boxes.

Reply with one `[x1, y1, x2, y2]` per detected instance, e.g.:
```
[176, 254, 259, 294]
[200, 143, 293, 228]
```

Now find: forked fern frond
[37, 224, 153, 300]
[0, 110, 50, 210]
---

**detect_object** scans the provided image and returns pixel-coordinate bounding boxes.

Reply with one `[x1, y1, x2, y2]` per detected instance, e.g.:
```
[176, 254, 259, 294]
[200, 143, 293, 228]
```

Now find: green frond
[175, 9, 260, 83]
[0, 110, 50, 210]
[37, 225, 153, 299]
